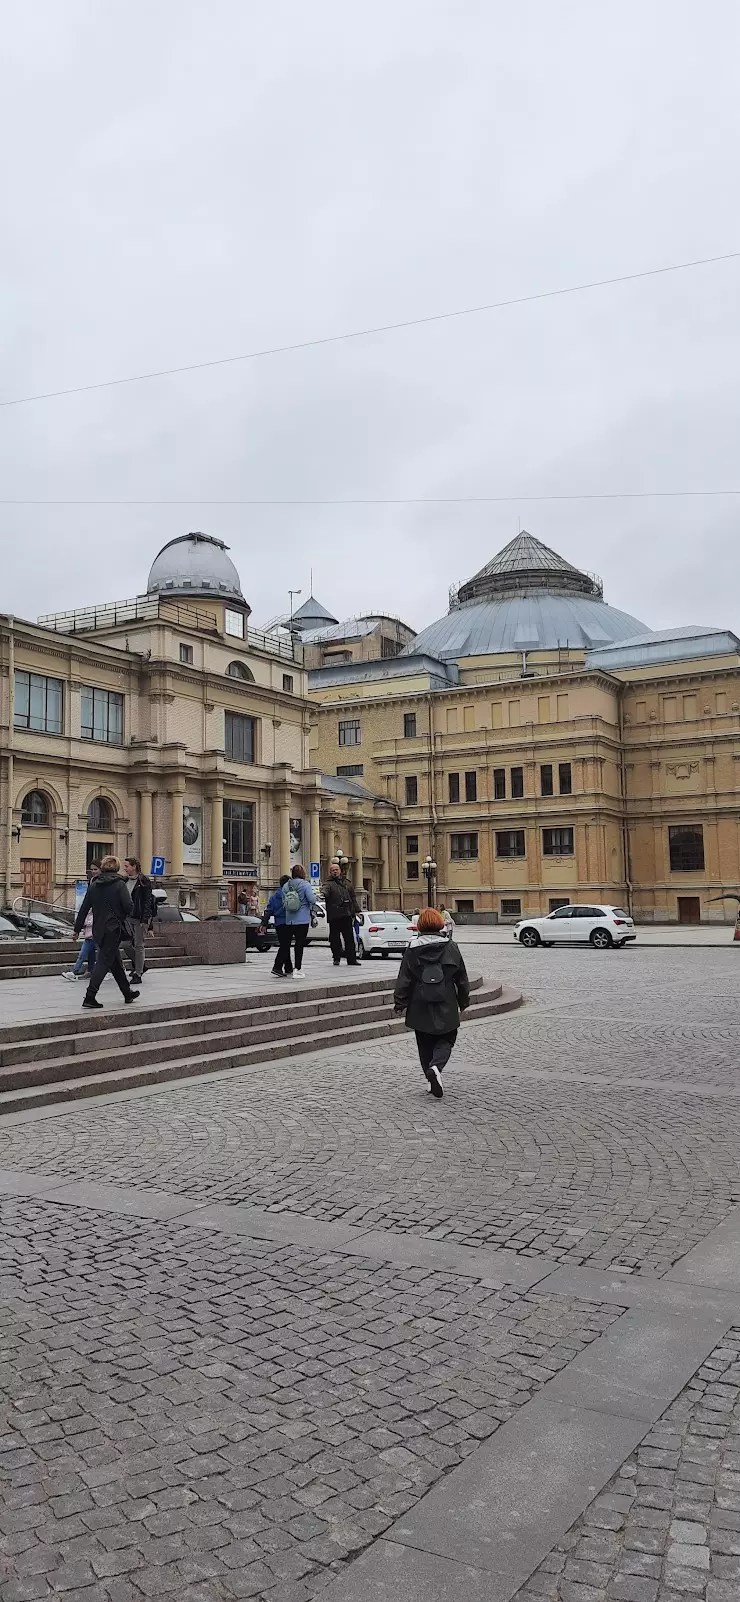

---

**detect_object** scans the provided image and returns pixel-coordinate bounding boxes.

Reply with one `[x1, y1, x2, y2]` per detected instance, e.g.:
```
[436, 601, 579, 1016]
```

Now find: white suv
[514, 904, 636, 949]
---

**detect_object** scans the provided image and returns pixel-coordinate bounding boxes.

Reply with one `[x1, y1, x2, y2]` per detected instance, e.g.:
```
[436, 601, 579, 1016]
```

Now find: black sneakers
[131, 972, 143, 984]
[82, 997, 102, 1010]
[125, 991, 140, 1004]
[427, 1066, 444, 1099]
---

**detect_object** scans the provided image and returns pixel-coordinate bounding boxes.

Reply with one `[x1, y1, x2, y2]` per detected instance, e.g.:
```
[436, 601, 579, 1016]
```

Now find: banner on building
[290, 817, 303, 866]
[182, 805, 202, 866]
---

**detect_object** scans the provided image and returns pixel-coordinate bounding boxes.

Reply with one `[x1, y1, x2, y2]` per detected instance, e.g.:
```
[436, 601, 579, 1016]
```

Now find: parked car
[356, 910, 414, 959]
[514, 904, 636, 949]
[4, 910, 73, 940]
[405, 914, 453, 941]
[154, 904, 200, 923]
[253, 899, 328, 953]
[0, 914, 36, 942]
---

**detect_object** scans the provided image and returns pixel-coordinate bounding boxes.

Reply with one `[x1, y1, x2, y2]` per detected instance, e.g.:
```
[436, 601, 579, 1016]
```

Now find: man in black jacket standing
[73, 855, 140, 1010]
[322, 862, 359, 966]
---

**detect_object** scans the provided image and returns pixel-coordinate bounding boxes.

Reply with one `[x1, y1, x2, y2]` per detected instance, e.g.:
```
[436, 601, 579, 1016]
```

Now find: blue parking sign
[310, 861, 320, 882]
[150, 856, 166, 877]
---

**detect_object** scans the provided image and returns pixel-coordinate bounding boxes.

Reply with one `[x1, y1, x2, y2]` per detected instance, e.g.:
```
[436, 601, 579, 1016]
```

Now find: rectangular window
[463, 704, 475, 731]
[496, 829, 526, 858]
[501, 898, 522, 917]
[511, 766, 524, 799]
[465, 771, 477, 802]
[448, 772, 460, 803]
[223, 800, 254, 865]
[549, 897, 570, 912]
[542, 827, 574, 856]
[663, 696, 677, 722]
[336, 764, 363, 777]
[491, 701, 503, 729]
[556, 694, 569, 721]
[224, 608, 245, 639]
[508, 700, 521, 726]
[179, 643, 194, 665]
[282, 673, 294, 694]
[406, 860, 420, 880]
[669, 825, 705, 871]
[446, 707, 458, 733]
[450, 832, 478, 861]
[540, 763, 554, 797]
[493, 767, 506, 800]
[683, 695, 696, 721]
[558, 762, 572, 795]
[538, 696, 551, 723]
[405, 775, 418, 805]
[338, 719, 361, 746]
[225, 711, 257, 764]
[14, 671, 63, 734]
[81, 686, 124, 745]
[403, 712, 417, 739]
[406, 835, 419, 855]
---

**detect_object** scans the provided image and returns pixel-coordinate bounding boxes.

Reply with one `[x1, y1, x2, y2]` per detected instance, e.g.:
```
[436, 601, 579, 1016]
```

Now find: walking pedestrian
[123, 857, 155, 984]
[63, 861, 100, 981]
[322, 862, 359, 966]
[73, 855, 139, 1010]
[264, 875, 293, 976]
[282, 864, 316, 980]
[393, 907, 470, 1098]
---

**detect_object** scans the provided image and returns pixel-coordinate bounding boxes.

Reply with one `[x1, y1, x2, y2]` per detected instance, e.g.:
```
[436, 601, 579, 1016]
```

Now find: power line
[1, 488, 740, 506]
[1, 248, 738, 411]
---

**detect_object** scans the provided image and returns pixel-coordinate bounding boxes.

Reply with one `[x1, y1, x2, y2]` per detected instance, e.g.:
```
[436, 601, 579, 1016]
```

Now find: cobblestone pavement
[0, 1197, 617, 1602]
[1, 948, 739, 1275]
[515, 1328, 740, 1602]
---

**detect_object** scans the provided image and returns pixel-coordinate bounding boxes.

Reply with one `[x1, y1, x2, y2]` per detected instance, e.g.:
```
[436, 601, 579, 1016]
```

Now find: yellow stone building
[309, 532, 740, 923]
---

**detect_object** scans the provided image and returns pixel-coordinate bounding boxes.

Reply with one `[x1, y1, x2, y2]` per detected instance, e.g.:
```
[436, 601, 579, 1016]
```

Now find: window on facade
[540, 764, 554, 797]
[406, 860, 420, 880]
[406, 835, 419, 855]
[403, 712, 417, 739]
[558, 762, 572, 795]
[338, 719, 361, 746]
[543, 826, 574, 856]
[336, 764, 364, 777]
[81, 686, 124, 745]
[86, 840, 112, 871]
[448, 772, 460, 803]
[549, 897, 570, 912]
[511, 766, 524, 799]
[669, 825, 705, 871]
[227, 660, 255, 682]
[225, 711, 257, 764]
[381, 636, 400, 658]
[179, 643, 194, 665]
[493, 768, 506, 800]
[405, 775, 418, 805]
[87, 798, 112, 833]
[21, 790, 49, 826]
[14, 671, 63, 735]
[501, 898, 522, 917]
[496, 829, 525, 858]
[282, 673, 294, 694]
[223, 800, 255, 864]
[327, 651, 353, 664]
[465, 771, 477, 802]
[224, 609, 245, 639]
[450, 832, 478, 861]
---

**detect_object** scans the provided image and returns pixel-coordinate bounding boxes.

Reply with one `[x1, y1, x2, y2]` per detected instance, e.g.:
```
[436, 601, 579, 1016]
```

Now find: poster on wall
[290, 817, 303, 866]
[182, 805, 202, 866]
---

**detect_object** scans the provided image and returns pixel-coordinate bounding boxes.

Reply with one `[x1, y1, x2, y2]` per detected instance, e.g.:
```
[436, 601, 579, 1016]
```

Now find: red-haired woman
[394, 907, 470, 1098]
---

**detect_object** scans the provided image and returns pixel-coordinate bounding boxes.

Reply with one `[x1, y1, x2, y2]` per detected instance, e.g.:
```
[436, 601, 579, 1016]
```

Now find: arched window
[21, 790, 49, 826]
[87, 798, 112, 832]
[227, 660, 254, 682]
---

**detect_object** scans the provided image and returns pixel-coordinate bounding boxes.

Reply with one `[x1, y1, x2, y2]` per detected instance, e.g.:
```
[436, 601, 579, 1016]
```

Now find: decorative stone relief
[666, 761, 699, 779]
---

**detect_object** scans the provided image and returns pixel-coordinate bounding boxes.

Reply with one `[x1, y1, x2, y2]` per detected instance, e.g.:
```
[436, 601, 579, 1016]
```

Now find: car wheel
[381, 951, 389, 959]
[519, 927, 541, 948]
[590, 929, 613, 949]
[256, 940, 271, 953]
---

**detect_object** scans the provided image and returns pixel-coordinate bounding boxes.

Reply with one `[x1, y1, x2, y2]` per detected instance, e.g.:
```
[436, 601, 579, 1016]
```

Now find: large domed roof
[407, 531, 648, 660]
[147, 532, 245, 602]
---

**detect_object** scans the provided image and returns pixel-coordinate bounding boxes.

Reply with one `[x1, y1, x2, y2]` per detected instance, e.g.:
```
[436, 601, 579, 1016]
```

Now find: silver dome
[408, 593, 648, 660]
[147, 532, 245, 602]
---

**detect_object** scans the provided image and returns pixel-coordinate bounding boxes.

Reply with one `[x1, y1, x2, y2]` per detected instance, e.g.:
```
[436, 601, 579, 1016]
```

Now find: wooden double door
[21, 858, 51, 904]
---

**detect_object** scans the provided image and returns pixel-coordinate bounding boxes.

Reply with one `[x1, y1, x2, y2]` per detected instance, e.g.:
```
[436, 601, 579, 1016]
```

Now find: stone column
[138, 791, 153, 870]
[169, 792, 184, 877]
[379, 833, 390, 893]
[309, 807, 321, 870]
[210, 796, 223, 878]
[279, 803, 291, 876]
[352, 829, 364, 893]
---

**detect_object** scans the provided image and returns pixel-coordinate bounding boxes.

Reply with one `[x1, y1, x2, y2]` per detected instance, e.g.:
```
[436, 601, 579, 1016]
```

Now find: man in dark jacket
[123, 857, 155, 983]
[394, 907, 470, 1098]
[322, 863, 359, 966]
[73, 855, 139, 1010]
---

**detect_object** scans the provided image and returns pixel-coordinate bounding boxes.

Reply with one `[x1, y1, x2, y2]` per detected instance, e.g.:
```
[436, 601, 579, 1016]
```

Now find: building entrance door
[678, 896, 701, 924]
[21, 858, 51, 904]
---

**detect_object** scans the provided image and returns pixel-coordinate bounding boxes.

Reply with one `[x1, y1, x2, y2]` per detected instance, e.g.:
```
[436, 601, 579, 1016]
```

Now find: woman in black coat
[394, 907, 470, 1098]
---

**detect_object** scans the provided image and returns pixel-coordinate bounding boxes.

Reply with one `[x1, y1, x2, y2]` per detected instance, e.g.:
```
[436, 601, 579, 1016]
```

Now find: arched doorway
[86, 797, 114, 870]
[20, 789, 52, 903]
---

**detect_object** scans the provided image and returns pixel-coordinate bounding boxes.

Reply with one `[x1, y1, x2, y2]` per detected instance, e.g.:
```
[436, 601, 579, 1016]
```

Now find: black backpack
[416, 956, 446, 1005]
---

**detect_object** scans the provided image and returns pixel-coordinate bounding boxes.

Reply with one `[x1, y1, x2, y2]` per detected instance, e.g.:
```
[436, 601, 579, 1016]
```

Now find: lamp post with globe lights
[422, 855, 437, 908]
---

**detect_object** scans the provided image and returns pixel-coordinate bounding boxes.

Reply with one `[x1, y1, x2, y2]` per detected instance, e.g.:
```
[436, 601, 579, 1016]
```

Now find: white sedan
[514, 904, 636, 950]
[356, 911, 414, 959]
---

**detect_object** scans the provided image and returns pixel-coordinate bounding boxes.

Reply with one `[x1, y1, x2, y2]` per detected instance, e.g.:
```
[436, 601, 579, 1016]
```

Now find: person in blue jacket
[263, 875, 292, 976]
[281, 864, 316, 980]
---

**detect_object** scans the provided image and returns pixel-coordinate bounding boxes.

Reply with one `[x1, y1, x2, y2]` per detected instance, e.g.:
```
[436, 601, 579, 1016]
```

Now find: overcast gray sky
[2, 0, 739, 637]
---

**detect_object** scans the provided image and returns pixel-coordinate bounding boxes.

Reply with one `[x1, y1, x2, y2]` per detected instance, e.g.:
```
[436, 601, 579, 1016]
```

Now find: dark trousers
[329, 916, 358, 964]
[273, 925, 293, 974]
[84, 932, 133, 1002]
[415, 1029, 458, 1079]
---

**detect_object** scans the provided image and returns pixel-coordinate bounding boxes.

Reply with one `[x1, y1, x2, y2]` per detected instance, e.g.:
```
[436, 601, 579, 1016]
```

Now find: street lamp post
[422, 855, 437, 908]
[335, 849, 349, 878]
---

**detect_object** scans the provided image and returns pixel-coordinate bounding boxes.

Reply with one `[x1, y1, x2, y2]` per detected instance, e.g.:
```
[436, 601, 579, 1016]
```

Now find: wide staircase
[0, 972, 522, 1114]
[0, 937, 198, 982]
